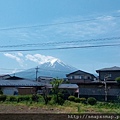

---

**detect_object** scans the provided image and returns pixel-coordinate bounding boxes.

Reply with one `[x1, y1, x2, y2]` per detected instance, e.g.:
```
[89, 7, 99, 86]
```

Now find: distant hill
[14, 58, 77, 80]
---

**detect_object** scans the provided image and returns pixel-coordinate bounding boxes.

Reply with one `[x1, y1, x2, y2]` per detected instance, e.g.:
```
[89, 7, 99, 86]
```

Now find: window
[88, 76, 90, 79]
[70, 76, 74, 79]
[72, 76, 74, 79]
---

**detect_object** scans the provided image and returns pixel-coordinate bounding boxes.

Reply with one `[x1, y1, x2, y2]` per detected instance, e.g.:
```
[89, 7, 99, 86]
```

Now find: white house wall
[2, 87, 18, 95]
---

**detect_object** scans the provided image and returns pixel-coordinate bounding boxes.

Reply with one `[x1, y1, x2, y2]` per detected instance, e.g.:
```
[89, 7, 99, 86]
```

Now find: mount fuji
[14, 58, 77, 80]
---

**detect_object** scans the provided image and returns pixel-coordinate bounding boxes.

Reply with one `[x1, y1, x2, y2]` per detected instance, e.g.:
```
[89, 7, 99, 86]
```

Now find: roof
[66, 70, 95, 77]
[96, 66, 120, 72]
[46, 84, 78, 89]
[0, 74, 10, 77]
[0, 79, 44, 87]
[6, 76, 23, 80]
[38, 76, 53, 79]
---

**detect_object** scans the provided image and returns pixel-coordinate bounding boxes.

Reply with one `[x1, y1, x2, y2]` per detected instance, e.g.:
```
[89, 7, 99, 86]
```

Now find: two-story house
[96, 66, 120, 81]
[66, 70, 97, 84]
[66, 68, 120, 101]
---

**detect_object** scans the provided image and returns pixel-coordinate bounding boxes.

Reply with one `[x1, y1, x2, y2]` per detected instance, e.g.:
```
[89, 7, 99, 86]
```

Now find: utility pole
[35, 66, 39, 81]
[104, 74, 111, 102]
[104, 77, 107, 102]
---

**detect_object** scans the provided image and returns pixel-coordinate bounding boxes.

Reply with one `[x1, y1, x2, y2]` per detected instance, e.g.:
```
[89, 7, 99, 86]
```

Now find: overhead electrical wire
[0, 43, 120, 52]
[0, 36, 120, 48]
[0, 15, 120, 31]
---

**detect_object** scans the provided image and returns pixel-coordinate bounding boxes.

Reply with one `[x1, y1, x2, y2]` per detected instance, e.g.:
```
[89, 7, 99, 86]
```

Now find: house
[45, 83, 79, 98]
[37, 76, 53, 84]
[96, 66, 120, 81]
[66, 69, 120, 101]
[78, 81, 120, 101]
[0, 76, 44, 95]
[0, 74, 11, 80]
[66, 70, 97, 84]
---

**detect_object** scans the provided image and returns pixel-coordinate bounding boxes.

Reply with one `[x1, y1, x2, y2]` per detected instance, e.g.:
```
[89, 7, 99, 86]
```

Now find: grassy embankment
[0, 95, 120, 113]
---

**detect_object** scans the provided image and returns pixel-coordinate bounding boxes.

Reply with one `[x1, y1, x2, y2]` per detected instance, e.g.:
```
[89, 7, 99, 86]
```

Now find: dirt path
[0, 104, 63, 113]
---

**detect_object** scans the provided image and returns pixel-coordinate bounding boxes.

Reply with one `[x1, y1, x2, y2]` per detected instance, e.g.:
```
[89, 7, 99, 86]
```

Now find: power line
[0, 15, 120, 31]
[0, 43, 120, 52]
[0, 36, 120, 48]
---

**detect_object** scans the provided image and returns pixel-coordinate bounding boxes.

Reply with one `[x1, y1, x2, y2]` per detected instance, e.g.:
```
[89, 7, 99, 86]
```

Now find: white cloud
[4, 53, 24, 67]
[25, 54, 58, 65]
[39, 15, 117, 41]
[97, 16, 114, 21]
[17, 52, 23, 57]
[4, 52, 59, 67]
[1, 14, 119, 49]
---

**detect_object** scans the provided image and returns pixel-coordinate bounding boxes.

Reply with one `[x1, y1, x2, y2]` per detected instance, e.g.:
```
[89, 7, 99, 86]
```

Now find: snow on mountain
[15, 58, 77, 80]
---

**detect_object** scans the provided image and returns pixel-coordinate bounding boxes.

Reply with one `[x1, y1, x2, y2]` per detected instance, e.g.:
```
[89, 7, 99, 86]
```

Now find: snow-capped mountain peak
[12, 53, 77, 79]
[49, 58, 59, 65]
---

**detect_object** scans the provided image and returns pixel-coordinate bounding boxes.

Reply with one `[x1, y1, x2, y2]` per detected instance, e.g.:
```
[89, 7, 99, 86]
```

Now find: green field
[0, 95, 120, 113]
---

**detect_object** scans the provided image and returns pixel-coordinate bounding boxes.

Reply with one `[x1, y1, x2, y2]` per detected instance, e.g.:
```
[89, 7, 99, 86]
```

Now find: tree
[42, 86, 49, 105]
[50, 78, 64, 105]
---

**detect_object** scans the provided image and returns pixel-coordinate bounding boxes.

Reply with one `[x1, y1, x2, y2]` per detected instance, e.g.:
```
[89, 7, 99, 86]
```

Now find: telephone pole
[104, 74, 111, 102]
[35, 66, 39, 81]
[104, 77, 107, 102]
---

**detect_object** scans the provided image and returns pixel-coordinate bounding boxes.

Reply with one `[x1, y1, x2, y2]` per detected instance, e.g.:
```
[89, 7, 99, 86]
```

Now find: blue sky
[0, 0, 120, 75]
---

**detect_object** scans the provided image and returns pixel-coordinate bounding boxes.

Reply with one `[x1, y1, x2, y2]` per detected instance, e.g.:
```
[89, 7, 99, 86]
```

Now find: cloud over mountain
[3, 53, 68, 68]
[3, 52, 77, 79]
[25, 54, 59, 65]
[3, 53, 76, 79]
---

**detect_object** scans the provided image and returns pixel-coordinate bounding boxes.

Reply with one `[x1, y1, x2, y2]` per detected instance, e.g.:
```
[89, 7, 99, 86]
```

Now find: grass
[0, 95, 120, 113]
[0, 101, 120, 113]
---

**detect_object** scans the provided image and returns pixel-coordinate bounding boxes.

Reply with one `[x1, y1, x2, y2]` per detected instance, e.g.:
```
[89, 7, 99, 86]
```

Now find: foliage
[47, 95, 52, 101]
[49, 93, 65, 105]
[57, 92, 65, 105]
[42, 87, 49, 105]
[17, 95, 31, 102]
[77, 105, 80, 112]
[63, 100, 73, 106]
[8, 96, 17, 102]
[115, 77, 120, 83]
[50, 78, 63, 94]
[74, 98, 81, 103]
[0, 95, 7, 102]
[31, 94, 39, 102]
[68, 96, 75, 102]
[87, 97, 97, 105]
[79, 98, 87, 104]
[50, 78, 64, 105]
[96, 102, 120, 109]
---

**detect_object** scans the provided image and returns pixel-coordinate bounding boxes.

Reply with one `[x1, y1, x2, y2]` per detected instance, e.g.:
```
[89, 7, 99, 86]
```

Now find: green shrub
[9, 96, 17, 102]
[18, 95, 31, 102]
[74, 98, 81, 103]
[47, 95, 52, 101]
[58, 96, 65, 105]
[49, 95, 56, 105]
[31, 94, 39, 102]
[68, 96, 75, 102]
[87, 97, 97, 105]
[0, 95, 7, 102]
[79, 98, 87, 104]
